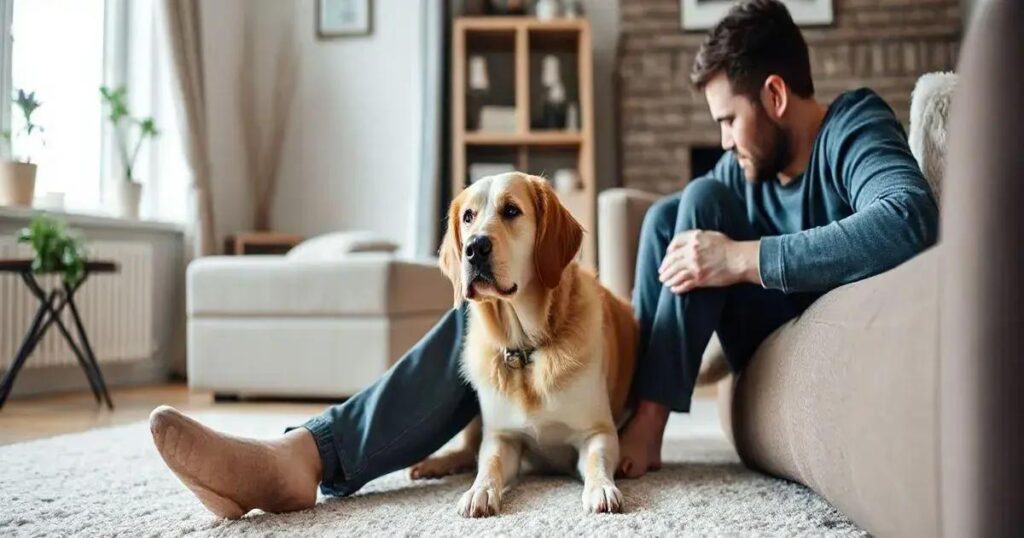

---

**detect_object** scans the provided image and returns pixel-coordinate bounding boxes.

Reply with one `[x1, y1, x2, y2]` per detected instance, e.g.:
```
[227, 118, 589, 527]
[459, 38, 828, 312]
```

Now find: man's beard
[741, 106, 791, 182]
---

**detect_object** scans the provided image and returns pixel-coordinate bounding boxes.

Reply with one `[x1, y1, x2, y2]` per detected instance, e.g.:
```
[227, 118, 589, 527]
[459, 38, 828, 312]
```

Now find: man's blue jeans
[289, 178, 807, 496]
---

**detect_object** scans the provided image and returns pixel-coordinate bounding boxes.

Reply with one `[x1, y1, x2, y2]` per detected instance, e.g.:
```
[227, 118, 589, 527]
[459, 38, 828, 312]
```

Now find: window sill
[0, 205, 184, 235]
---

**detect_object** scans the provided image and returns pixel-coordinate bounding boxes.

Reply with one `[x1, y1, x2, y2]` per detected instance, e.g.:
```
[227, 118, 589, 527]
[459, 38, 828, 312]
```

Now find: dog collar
[502, 347, 535, 369]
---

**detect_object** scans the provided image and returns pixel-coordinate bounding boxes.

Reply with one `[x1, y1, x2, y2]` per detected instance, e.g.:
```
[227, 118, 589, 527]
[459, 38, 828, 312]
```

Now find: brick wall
[617, 0, 962, 194]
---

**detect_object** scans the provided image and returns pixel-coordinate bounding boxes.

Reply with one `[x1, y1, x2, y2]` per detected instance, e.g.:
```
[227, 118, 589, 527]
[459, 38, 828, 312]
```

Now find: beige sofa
[596, 2, 1023, 535]
[186, 252, 451, 398]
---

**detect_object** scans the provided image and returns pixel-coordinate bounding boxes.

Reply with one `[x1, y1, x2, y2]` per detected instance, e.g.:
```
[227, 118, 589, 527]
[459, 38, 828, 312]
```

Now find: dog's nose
[465, 235, 492, 266]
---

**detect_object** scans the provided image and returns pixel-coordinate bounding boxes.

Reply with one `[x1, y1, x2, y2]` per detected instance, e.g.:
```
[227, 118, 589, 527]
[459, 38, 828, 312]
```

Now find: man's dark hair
[690, 0, 814, 100]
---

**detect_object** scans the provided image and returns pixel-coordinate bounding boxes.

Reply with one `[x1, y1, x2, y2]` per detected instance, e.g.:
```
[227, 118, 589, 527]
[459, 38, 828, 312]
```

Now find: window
[8, 0, 107, 212]
[0, 0, 187, 222]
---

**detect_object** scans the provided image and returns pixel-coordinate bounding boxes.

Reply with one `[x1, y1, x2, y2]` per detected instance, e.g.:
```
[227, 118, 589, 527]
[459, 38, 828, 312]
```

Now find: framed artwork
[317, 0, 372, 38]
[680, 0, 834, 31]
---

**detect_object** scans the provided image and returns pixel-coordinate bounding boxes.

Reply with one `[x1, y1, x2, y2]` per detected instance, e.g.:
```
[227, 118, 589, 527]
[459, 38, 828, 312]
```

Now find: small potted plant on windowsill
[100, 85, 159, 219]
[0, 89, 45, 207]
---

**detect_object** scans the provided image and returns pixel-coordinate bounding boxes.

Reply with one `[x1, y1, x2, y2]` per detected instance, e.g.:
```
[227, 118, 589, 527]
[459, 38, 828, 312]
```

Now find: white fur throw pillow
[909, 72, 958, 204]
[286, 231, 399, 260]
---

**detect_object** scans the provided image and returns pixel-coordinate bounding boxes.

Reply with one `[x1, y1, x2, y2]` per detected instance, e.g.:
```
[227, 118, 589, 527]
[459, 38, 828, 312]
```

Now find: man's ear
[760, 74, 788, 120]
[439, 192, 465, 307]
[529, 177, 583, 289]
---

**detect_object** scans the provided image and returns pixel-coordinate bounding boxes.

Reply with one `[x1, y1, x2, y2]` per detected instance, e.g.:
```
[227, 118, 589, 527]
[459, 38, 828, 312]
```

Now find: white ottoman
[186, 253, 451, 398]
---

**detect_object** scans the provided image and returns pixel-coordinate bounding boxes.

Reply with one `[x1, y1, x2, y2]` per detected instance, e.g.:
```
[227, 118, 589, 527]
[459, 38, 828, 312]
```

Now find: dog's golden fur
[438, 172, 636, 419]
[413, 172, 638, 516]
[466, 265, 637, 418]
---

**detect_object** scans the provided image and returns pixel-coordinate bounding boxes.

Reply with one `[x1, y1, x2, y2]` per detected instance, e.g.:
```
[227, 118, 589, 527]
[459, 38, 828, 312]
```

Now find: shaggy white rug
[0, 401, 864, 536]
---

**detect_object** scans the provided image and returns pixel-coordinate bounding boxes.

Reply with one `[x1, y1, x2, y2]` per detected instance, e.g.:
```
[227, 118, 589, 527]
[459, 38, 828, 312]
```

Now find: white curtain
[410, 0, 446, 258]
[240, 1, 297, 232]
[159, 0, 216, 256]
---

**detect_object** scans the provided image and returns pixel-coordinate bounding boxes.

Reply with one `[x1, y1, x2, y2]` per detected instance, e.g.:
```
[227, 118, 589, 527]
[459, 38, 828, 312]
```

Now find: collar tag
[502, 347, 534, 369]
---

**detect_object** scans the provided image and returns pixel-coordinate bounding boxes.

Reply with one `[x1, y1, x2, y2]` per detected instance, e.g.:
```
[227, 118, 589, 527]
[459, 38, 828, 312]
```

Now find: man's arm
[758, 102, 939, 293]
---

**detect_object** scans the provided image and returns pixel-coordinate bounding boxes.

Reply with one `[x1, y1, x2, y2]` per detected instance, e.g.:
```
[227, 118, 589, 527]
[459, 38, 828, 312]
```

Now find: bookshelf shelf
[452, 16, 596, 267]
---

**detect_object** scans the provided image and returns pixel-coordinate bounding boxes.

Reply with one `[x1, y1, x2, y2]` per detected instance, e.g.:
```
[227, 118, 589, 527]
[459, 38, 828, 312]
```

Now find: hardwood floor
[0, 383, 718, 446]
[0, 384, 327, 446]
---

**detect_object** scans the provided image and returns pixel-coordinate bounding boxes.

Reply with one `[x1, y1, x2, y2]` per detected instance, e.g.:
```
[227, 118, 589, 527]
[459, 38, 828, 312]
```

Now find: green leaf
[139, 117, 159, 137]
[100, 85, 130, 123]
[100, 85, 156, 175]
[11, 88, 45, 159]
[17, 215, 88, 284]
[14, 89, 41, 120]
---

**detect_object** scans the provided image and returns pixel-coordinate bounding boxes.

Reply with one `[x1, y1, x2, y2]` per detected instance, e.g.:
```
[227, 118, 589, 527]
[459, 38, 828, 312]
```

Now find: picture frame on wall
[317, 0, 372, 38]
[680, 0, 833, 31]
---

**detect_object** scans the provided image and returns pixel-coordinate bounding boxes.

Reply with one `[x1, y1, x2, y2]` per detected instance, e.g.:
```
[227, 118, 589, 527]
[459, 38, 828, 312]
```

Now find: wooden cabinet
[452, 17, 596, 268]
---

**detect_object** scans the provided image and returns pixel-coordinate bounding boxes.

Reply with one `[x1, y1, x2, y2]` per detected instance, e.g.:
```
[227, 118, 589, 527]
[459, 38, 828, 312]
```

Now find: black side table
[0, 259, 118, 410]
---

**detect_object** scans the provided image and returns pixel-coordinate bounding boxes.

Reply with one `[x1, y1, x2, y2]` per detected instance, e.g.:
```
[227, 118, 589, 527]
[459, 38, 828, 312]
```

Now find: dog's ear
[439, 191, 466, 307]
[530, 177, 583, 289]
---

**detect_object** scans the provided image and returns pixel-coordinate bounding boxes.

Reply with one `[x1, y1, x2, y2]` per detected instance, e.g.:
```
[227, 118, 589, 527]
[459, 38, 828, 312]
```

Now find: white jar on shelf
[535, 0, 561, 21]
[541, 55, 562, 88]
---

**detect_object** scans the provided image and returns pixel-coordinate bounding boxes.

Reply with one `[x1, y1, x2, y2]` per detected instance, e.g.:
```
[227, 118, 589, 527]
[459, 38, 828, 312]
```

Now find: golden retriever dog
[410, 172, 637, 517]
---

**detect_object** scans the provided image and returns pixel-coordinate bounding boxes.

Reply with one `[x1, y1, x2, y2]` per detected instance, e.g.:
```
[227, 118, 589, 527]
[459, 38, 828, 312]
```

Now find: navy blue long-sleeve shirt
[706, 88, 939, 294]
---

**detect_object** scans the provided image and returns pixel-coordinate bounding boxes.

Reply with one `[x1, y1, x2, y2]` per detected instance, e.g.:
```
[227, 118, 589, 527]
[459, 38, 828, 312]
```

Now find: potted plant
[100, 85, 159, 219]
[0, 89, 45, 207]
[17, 214, 87, 285]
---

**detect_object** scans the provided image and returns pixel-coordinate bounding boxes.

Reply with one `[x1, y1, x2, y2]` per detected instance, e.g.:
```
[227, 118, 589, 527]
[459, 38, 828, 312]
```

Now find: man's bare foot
[617, 400, 669, 479]
[149, 405, 322, 519]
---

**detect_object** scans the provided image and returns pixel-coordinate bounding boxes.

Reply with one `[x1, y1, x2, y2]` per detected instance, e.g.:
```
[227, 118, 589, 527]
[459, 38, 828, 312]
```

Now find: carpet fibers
[0, 401, 864, 536]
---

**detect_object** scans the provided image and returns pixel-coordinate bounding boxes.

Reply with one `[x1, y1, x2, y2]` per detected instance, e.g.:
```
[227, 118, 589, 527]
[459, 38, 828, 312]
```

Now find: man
[616, 0, 939, 475]
[149, 0, 937, 518]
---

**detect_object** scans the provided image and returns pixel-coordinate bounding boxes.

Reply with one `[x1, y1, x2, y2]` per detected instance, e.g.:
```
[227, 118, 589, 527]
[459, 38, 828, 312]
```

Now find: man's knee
[640, 194, 681, 238]
[677, 178, 738, 228]
[679, 178, 733, 215]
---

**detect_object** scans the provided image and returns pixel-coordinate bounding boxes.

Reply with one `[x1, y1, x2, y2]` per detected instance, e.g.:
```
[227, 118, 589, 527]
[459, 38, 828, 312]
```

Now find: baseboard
[1, 356, 172, 400]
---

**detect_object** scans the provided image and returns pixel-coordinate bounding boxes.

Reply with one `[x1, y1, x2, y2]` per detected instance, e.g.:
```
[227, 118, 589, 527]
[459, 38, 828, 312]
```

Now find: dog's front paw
[583, 482, 623, 514]
[457, 485, 501, 518]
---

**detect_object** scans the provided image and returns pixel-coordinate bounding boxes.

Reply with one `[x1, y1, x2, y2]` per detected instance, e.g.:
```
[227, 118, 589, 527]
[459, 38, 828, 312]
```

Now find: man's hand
[658, 230, 762, 294]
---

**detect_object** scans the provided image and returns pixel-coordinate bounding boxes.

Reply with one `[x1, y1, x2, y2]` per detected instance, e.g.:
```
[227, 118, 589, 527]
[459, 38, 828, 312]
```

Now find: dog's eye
[502, 205, 521, 219]
[462, 209, 474, 224]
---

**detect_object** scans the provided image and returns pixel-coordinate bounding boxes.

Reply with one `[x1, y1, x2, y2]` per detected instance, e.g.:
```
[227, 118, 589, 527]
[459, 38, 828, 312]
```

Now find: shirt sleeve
[758, 95, 940, 293]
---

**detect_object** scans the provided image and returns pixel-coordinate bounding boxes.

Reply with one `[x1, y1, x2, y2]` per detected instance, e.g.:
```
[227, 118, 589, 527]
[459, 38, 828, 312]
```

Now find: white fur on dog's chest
[473, 357, 612, 471]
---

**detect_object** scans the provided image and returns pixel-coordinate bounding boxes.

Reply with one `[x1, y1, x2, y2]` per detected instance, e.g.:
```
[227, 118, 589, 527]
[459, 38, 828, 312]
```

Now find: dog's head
[439, 172, 583, 306]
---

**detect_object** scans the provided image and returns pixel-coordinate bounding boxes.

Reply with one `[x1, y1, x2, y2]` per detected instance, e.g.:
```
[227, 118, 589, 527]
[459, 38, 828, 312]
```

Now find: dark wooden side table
[0, 259, 118, 410]
[223, 232, 303, 255]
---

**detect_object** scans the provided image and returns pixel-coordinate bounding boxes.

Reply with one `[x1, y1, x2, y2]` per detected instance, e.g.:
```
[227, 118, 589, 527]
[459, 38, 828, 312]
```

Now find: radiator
[0, 239, 155, 369]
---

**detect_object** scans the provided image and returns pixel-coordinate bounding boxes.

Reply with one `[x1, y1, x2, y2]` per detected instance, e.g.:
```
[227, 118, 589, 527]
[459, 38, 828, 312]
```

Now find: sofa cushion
[187, 253, 451, 317]
[286, 231, 399, 260]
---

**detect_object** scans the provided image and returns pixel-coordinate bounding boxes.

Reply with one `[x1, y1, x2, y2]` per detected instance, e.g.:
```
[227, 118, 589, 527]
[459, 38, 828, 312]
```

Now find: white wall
[200, 0, 617, 253]
[199, 0, 424, 253]
[270, 0, 425, 250]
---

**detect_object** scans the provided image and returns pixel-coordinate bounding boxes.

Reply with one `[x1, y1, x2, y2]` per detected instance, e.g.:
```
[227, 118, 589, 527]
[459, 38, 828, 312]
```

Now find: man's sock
[149, 405, 320, 519]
